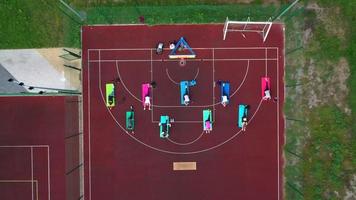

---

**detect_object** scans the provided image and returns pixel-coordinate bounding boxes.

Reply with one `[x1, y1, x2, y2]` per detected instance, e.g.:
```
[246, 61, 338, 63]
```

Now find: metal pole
[286, 118, 305, 123]
[64, 64, 81, 71]
[286, 181, 304, 197]
[273, 0, 300, 21]
[59, 0, 85, 22]
[285, 148, 304, 160]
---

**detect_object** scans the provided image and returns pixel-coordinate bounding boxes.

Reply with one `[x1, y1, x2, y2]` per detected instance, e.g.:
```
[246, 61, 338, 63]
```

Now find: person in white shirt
[221, 95, 228, 107]
[144, 96, 151, 110]
[184, 94, 190, 106]
[263, 89, 271, 100]
[263, 79, 271, 100]
[242, 117, 248, 131]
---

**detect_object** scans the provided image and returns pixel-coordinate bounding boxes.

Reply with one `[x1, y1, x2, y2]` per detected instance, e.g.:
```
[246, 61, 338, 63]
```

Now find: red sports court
[0, 96, 80, 200]
[82, 23, 285, 200]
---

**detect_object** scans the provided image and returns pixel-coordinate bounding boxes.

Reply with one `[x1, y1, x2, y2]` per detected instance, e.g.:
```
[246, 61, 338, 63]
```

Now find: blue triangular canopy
[169, 37, 196, 58]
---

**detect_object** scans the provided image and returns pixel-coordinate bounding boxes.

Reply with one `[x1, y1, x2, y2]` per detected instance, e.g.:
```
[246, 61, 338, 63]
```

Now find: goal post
[223, 17, 273, 42]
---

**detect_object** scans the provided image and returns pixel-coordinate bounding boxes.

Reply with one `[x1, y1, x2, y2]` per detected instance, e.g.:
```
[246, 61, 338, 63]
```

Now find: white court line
[90, 48, 153, 51]
[0, 179, 37, 182]
[36, 180, 38, 200]
[165, 67, 200, 85]
[47, 146, 51, 200]
[150, 105, 214, 108]
[31, 147, 34, 200]
[151, 49, 154, 123]
[86, 49, 90, 200]
[149, 59, 250, 109]
[212, 49, 215, 122]
[112, 58, 249, 108]
[116, 58, 250, 109]
[89, 47, 278, 51]
[88, 46, 282, 200]
[265, 48, 268, 77]
[277, 47, 280, 200]
[97, 60, 265, 155]
[0, 145, 49, 148]
[0, 180, 39, 200]
[152, 120, 204, 123]
[165, 68, 180, 85]
[89, 58, 278, 63]
[115, 62, 142, 103]
[167, 131, 205, 146]
[0, 145, 50, 200]
[230, 60, 250, 97]
[116, 60, 219, 108]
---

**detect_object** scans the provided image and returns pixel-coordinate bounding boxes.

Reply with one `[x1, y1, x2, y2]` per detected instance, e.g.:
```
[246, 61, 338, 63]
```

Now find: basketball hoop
[179, 58, 186, 66]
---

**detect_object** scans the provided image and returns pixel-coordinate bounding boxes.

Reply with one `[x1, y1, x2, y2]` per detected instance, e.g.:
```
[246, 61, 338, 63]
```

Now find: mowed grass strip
[63, 4, 279, 47]
[303, 106, 354, 199]
[0, 0, 64, 48]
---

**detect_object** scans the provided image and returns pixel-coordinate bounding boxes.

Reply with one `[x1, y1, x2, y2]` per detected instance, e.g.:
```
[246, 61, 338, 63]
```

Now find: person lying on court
[161, 123, 168, 138]
[203, 109, 213, 133]
[125, 105, 135, 133]
[222, 95, 229, 107]
[180, 80, 196, 106]
[205, 120, 212, 133]
[184, 94, 190, 106]
[144, 95, 151, 110]
[238, 104, 249, 131]
[142, 83, 151, 110]
[108, 91, 115, 106]
[263, 83, 271, 100]
[105, 83, 115, 109]
[242, 116, 248, 132]
[261, 77, 271, 101]
[183, 86, 190, 106]
[159, 121, 171, 138]
[218, 81, 230, 107]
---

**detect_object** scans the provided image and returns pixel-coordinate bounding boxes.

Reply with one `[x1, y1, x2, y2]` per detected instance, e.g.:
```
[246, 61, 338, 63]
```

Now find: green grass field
[0, 0, 355, 199]
[63, 4, 280, 47]
[284, 0, 356, 199]
[0, 0, 64, 48]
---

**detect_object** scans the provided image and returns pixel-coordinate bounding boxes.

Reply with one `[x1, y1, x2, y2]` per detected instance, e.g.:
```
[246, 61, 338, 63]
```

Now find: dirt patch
[331, 58, 350, 114]
[302, 57, 350, 114]
[216, 0, 253, 3]
[307, 2, 346, 41]
[344, 175, 356, 200]
[306, 2, 322, 11]
[303, 28, 313, 46]
[215, 0, 280, 4]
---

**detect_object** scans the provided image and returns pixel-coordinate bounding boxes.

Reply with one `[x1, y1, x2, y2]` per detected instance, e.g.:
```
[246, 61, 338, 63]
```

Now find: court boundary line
[97, 62, 266, 154]
[212, 49, 216, 122]
[151, 49, 154, 124]
[0, 180, 39, 200]
[277, 45, 280, 200]
[114, 55, 253, 108]
[0, 145, 51, 200]
[89, 58, 278, 62]
[88, 47, 278, 51]
[31, 147, 33, 200]
[87, 49, 92, 200]
[87, 46, 282, 200]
